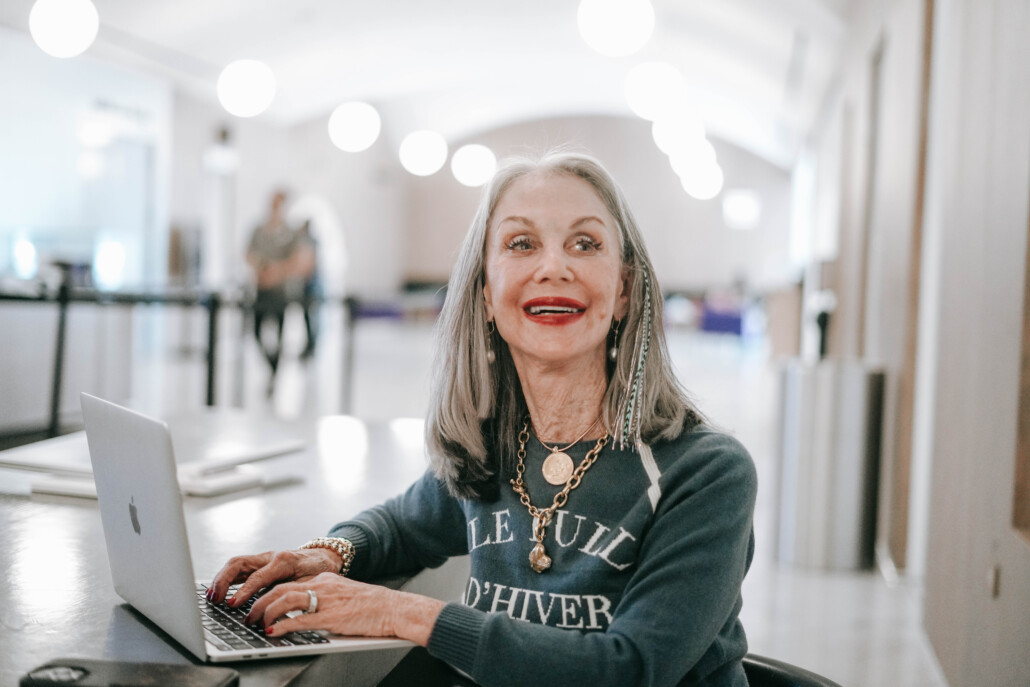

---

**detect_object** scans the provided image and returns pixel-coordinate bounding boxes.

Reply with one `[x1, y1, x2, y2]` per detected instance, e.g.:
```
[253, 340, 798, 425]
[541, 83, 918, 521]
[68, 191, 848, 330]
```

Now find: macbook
[80, 392, 414, 662]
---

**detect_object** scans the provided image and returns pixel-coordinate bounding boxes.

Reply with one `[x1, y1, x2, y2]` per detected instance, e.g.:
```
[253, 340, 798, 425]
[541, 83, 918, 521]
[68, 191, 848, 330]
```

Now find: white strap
[637, 441, 662, 512]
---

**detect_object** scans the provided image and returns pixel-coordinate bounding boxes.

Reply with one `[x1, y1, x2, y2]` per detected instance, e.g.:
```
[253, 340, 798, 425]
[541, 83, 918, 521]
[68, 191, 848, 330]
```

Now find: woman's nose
[533, 244, 573, 281]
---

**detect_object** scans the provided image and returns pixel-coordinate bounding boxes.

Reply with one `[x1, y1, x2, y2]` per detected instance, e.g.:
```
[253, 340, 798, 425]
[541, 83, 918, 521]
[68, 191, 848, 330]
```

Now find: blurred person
[294, 218, 321, 359]
[246, 189, 304, 394]
[211, 151, 757, 686]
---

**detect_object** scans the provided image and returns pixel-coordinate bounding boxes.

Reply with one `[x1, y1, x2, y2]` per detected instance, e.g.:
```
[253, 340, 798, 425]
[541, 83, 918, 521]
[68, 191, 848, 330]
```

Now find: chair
[743, 653, 844, 687]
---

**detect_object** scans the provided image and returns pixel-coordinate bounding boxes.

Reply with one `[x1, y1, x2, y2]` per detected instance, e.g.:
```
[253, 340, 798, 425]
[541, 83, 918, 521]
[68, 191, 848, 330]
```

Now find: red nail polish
[264, 626, 274, 635]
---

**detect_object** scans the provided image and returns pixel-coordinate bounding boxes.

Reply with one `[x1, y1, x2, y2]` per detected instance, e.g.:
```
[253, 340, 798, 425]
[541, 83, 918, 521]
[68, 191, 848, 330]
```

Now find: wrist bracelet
[301, 536, 355, 577]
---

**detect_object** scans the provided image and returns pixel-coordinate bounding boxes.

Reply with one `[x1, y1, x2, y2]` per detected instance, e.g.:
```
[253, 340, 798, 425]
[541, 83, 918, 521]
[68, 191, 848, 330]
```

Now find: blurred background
[1, 1, 1029, 685]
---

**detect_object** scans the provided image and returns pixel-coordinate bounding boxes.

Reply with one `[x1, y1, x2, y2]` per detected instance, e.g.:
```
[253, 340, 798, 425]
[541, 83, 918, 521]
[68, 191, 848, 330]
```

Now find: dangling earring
[486, 320, 496, 364]
[609, 319, 620, 361]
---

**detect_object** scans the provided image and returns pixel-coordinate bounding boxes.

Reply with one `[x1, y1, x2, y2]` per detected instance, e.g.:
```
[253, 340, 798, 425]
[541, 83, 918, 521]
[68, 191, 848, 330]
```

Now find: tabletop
[0, 408, 467, 687]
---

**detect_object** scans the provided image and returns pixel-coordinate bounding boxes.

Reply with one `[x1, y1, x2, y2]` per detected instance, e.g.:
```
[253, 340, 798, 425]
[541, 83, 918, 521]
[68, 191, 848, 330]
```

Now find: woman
[209, 151, 757, 686]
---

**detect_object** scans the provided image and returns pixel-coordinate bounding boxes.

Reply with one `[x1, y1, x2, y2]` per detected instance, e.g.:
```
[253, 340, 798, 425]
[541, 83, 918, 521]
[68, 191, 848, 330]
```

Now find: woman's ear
[483, 281, 495, 321]
[614, 266, 631, 320]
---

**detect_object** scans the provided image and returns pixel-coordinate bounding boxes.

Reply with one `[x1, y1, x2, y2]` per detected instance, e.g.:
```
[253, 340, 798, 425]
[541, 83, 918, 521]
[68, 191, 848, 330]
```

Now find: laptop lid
[81, 393, 208, 661]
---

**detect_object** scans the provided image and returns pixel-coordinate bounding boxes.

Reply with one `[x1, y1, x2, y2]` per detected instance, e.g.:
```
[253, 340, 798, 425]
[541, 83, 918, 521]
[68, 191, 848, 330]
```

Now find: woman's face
[483, 171, 629, 371]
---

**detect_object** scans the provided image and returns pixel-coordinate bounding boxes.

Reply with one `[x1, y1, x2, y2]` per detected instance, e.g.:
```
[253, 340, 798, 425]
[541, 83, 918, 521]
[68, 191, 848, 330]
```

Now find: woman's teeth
[527, 306, 582, 315]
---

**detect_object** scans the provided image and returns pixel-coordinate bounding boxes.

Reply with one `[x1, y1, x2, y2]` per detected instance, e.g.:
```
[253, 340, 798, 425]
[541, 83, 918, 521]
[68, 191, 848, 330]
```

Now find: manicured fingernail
[264, 626, 275, 636]
[227, 596, 238, 607]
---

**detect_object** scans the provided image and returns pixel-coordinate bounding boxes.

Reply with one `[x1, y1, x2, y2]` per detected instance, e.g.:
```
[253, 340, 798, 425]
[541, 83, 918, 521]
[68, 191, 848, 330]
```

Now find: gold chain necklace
[510, 421, 609, 573]
[536, 414, 602, 485]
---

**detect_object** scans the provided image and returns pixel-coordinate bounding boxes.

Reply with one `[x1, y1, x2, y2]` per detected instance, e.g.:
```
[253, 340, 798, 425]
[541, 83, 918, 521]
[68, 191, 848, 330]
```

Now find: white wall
[403, 114, 795, 295]
[808, 0, 930, 575]
[923, 1, 1030, 684]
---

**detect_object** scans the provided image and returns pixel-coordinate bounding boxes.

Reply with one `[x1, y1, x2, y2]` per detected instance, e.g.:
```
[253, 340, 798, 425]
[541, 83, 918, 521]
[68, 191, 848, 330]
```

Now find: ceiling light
[327, 102, 381, 152]
[624, 62, 685, 121]
[578, 0, 654, 58]
[29, 0, 99, 58]
[722, 190, 762, 230]
[450, 144, 497, 187]
[217, 59, 276, 118]
[668, 138, 717, 178]
[399, 131, 448, 176]
[680, 161, 724, 201]
[651, 111, 706, 156]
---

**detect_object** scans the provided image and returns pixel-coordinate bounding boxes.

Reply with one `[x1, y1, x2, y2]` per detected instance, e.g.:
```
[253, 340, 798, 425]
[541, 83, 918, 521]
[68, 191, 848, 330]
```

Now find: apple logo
[129, 496, 141, 535]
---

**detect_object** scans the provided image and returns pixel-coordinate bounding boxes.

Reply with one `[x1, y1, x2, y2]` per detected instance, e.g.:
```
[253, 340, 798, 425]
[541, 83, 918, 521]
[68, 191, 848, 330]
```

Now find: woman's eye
[506, 237, 532, 251]
[572, 237, 601, 252]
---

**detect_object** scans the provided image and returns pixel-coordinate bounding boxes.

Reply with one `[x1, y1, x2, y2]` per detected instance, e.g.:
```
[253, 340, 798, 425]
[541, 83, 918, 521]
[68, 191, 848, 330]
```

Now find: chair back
[742, 654, 844, 687]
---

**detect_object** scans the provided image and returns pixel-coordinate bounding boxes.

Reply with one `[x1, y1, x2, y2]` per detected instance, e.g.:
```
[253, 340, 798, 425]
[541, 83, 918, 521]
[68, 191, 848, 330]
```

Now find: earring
[609, 319, 620, 361]
[486, 320, 496, 364]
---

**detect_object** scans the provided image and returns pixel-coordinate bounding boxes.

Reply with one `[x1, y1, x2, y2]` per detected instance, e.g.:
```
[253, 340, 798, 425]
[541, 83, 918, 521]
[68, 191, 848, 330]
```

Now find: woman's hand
[244, 572, 445, 646]
[207, 548, 342, 607]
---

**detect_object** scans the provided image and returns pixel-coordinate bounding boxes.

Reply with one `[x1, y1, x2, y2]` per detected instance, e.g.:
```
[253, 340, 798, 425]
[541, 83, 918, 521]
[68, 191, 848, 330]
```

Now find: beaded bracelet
[301, 536, 355, 577]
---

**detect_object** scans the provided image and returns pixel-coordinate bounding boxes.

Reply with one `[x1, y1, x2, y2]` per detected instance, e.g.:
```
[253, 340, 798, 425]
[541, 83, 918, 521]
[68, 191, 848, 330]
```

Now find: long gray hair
[426, 150, 703, 499]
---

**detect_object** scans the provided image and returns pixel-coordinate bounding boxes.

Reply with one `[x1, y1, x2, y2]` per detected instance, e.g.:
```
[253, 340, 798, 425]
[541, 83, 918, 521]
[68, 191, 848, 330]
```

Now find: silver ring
[306, 589, 318, 614]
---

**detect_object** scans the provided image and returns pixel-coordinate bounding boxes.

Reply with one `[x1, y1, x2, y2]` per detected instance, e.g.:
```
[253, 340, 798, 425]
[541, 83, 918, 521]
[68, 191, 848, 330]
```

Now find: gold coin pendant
[541, 451, 575, 485]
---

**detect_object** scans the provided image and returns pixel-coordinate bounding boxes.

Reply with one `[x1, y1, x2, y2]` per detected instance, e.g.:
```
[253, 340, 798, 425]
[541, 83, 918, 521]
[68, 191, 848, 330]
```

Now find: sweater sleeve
[328, 470, 470, 580]
[426, 432, 758, 687]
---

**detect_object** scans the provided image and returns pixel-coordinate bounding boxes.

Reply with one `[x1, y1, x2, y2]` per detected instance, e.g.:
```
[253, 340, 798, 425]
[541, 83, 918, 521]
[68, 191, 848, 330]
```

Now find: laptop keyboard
[196, 584, 330, 652]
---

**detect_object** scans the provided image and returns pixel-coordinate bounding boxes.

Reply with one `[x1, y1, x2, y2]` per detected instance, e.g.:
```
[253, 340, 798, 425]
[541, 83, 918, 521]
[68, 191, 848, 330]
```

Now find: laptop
[80, 392, 414, 662]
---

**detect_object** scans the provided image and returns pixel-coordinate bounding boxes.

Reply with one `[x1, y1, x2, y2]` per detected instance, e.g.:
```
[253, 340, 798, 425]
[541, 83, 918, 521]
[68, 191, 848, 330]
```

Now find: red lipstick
[522, 297, 587, 325]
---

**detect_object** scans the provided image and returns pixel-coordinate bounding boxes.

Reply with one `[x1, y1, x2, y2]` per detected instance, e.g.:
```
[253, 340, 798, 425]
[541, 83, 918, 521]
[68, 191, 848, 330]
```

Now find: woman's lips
[522, 297, 586, 325]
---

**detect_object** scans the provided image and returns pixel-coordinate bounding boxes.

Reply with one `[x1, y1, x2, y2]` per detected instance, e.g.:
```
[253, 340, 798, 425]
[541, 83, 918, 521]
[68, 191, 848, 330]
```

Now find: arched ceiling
[0, 0, 851, 169]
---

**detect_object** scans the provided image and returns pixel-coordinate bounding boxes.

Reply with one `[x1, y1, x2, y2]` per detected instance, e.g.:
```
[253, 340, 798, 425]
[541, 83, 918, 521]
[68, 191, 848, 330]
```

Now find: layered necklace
[510, 420, 609, 573]
[536, 414, 602, 485]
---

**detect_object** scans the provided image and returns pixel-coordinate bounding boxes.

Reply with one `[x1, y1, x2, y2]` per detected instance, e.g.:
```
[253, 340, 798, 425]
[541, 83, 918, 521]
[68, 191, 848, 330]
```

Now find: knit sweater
[329, 425, 757, 687]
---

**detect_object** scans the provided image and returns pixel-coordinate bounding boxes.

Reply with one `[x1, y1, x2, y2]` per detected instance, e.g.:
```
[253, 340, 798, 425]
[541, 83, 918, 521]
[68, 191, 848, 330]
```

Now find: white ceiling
[0, 0, 851, 169]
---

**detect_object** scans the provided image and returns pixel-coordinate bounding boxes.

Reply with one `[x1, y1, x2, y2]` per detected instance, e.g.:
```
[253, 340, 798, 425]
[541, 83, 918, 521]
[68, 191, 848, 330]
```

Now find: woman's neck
[514, 355, 609, 443]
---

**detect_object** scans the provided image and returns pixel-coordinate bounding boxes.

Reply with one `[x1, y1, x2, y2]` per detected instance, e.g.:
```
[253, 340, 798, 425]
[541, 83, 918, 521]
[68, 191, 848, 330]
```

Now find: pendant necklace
[511, 421, 608, 573]
[537, 414, 602, 486]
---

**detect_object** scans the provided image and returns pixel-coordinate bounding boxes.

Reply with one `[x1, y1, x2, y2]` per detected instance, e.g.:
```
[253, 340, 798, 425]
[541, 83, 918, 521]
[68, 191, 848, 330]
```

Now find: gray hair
[426, 149, 703, 500]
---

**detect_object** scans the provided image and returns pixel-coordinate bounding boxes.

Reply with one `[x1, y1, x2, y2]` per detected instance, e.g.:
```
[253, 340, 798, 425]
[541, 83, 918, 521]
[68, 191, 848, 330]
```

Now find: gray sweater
[329, 426, 757, 687]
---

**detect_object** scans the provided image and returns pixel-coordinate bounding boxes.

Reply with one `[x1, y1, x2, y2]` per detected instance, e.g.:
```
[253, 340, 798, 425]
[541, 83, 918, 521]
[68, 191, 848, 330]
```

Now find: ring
[306, 589, 318, 614]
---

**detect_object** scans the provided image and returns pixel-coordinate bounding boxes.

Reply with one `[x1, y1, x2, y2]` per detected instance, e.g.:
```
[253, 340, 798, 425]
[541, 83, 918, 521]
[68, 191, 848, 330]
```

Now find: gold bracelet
[301, 536, 355, 577]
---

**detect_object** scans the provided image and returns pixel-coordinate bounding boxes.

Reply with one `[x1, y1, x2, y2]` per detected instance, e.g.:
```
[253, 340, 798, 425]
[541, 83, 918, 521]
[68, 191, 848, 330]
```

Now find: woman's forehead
[490, 170, 615, 230]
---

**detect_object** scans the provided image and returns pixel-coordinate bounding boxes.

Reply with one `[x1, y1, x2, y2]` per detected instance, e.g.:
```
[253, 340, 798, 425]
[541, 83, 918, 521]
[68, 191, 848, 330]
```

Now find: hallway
[144, 306, 949, 686]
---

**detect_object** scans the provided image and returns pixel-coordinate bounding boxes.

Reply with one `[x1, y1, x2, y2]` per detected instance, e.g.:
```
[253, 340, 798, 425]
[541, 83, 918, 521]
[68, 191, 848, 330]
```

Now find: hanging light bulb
[29, 0, 99, 58]
[624, 62, 685, 121]
[680, 161, 724, 201]
[578, 0, 654, 58]
[217, 59, 276, 118]
[451, 144, 497, 187]
[399, 131, 448, 176]
[327, 102, 381, 152]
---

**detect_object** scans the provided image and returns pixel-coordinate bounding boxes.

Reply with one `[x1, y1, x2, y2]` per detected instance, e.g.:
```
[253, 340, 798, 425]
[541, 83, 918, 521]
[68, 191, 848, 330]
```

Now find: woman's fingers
[246, 585, 310, 628]
[207, 552, 273, 604]
[227, 550, 305, 607]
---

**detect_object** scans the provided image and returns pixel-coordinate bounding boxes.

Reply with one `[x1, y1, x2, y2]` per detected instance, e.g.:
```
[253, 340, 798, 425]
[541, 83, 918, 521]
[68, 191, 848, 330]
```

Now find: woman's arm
[328, 470, 471, 580]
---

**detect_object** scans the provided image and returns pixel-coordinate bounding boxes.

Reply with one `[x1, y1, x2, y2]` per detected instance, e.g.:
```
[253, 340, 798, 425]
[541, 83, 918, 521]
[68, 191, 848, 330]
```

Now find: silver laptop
[80, 393, 413, 662]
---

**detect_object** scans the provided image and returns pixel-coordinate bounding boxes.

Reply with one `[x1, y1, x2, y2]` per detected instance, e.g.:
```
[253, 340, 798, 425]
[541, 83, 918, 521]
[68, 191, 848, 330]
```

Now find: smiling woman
[483, 171, 628, 381]
[209, 150, 757, 687]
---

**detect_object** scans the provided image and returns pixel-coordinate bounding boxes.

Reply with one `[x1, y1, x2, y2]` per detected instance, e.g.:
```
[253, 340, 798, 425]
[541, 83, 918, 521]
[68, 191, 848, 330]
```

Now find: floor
[141, 302, 949, 687]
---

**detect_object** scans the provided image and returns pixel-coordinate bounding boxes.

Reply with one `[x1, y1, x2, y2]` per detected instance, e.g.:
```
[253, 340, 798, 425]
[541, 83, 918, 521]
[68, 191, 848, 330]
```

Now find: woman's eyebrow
[497, 215, 535, 229]
[571, 215, 607, 229]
